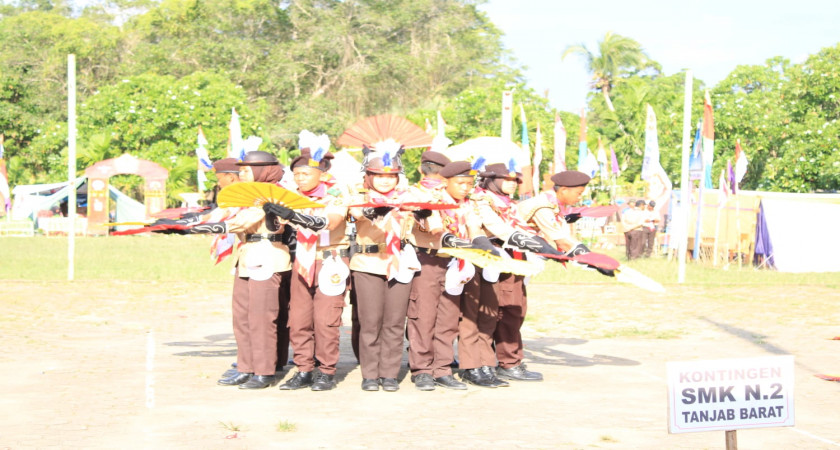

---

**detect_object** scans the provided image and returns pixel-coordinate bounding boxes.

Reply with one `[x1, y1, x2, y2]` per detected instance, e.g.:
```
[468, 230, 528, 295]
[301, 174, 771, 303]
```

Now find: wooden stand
[726, 430, 737, 449]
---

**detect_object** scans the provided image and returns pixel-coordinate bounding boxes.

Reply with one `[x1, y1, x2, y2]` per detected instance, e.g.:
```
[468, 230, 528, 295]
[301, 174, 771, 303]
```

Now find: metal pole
[67, 54, 77, 281]
[677, 70, 693, 283]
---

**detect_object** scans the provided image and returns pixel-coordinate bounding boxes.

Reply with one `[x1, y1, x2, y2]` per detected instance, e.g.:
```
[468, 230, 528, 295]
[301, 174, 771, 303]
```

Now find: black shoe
[220, 362, 239, 379]
[459, 368, 496, 388]
[379, 377, 399, 392]
[278, 371, 313, 390]
[361, 378, 379, 391]
[310, 373, 336, 391]
[412, 373, 435, 391]
[449, 359, 460, 369]
[239, 374, 275, 389]
[496, 364, 543, 381]
[480, 365, 509, 387]
[434, 374, 467, 390]
[217, 371, 252, 386]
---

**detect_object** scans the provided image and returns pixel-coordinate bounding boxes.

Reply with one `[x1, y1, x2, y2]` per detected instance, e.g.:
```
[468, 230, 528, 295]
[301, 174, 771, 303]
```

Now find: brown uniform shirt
[349, 189, 421, 276]
[226, 207, 292, 277]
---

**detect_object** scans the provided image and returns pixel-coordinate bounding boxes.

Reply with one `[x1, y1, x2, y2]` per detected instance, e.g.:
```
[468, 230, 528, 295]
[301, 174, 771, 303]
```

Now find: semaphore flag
[610, 144, 620, 177]
[596, 136, 608, 180]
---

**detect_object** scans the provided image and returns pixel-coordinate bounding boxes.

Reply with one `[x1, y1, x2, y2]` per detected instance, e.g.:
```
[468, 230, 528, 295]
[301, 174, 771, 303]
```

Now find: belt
[245, 233, 284, 243]
[416, 247, 440, 257]
[352, 244, 384, 254]
[320, 248, 350, 259]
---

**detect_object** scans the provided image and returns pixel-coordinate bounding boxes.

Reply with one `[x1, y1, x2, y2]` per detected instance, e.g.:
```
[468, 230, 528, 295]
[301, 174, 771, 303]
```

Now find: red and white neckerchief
[439, 191, 469, 239]
[295, 183, 328, 287]
[419, 177, 446, 190]
[202, 207, 241, 265]
[473, 187, 534, 233]
[367, 187, 407, 281]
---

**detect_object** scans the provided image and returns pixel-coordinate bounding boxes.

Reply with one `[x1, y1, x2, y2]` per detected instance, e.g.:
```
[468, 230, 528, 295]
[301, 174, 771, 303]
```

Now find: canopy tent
[11, 177, 146, 231]
[754, 197, 840, 272]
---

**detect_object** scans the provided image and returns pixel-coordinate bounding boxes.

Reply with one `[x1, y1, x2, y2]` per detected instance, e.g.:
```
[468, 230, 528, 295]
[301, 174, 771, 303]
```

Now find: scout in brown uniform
[264, 145, 350, 392]
[460, 161, 562, 388]
[205, 151, 292, 389]
[406, 157, 498, 391]
[348, 148, 419, 392]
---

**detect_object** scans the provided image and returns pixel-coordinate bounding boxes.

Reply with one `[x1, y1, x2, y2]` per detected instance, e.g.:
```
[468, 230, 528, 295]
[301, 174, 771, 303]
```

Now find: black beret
[635, 199, 646, 207]
[550, 170, 590, 187]
[439, 160, 474, 178]
[420, 151, 451, 167]
[212, 158, 240, 174]
[236, 150, 279, 166]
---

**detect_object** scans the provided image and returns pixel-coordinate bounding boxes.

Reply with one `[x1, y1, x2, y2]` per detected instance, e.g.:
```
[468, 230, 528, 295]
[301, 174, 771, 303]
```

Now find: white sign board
[667, 356, 795, 433]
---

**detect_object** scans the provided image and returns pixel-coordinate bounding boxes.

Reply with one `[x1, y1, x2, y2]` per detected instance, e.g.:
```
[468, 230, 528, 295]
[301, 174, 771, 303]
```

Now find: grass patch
[219, 421, 243, 432]
[276, 420, 297, 432]
[600, 435, 617, 442]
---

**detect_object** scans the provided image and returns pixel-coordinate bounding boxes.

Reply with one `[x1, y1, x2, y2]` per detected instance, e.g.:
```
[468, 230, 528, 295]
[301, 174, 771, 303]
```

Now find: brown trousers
[288, 259, 347, 375]
[278, 271, 291, 367]
[407, 252, 461, 378]
[352, 271, 412, 379]
[493, 273, 527, 369]
[232, 269, 288, 376]
[458, 269, 499, 370]
[625, 229, 646, 260]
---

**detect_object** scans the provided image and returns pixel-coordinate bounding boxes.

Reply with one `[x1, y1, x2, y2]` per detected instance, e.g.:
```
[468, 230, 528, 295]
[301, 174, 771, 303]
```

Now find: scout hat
[235, 150, 279, 166]
[212, 158, 240, 174]
[439, 160, 475, 179]
[420, 151, 451, 167]
[550, 170, 591, 188]
[291, 130, 335, 171]
[479, 159, 522, 182]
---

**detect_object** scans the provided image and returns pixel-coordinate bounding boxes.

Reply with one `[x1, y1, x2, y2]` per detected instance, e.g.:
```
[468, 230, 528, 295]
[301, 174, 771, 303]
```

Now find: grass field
[1, 235, 838, 287]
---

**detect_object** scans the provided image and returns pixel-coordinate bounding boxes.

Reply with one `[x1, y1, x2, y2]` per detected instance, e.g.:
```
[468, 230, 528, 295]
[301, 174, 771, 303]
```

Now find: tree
[562, 31, 654, 112]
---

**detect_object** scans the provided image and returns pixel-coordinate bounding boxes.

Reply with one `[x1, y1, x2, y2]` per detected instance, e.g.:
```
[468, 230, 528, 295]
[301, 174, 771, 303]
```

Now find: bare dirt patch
[1, 281, 839, 449]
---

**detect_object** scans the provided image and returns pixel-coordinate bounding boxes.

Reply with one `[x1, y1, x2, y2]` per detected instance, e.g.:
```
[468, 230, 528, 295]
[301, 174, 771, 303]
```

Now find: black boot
[496, 363, 543, 381]
[310, 372, 336, 391]
[480, 365, 509, 387]
[217, 371, 252, 386]
[278, 371, 314, 390]
[459, 368, 496, 388]
[239, 374, 276, 389]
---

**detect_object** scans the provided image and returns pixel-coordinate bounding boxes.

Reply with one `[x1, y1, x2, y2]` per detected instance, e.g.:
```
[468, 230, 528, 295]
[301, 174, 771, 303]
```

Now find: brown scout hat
[212, 158, 240, 174]
[439, 160, 474, 179]
[550, 170, 591, 188]
[420, 151, 452, 167]
[290, 147, 335, 171]
[479, 162, 523, 182]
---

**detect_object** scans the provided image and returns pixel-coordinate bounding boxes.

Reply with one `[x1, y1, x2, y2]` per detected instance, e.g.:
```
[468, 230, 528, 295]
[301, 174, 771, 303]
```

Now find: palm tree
[562, 32, 650, 112]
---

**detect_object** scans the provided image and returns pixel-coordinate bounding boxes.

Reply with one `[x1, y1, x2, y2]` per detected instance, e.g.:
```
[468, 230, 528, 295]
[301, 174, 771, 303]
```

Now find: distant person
[642, 200, 659, 258]
[621, 200, 646, 260]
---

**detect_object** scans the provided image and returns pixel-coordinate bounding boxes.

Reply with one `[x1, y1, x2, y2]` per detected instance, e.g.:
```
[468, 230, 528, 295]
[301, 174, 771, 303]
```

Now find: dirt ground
[1, 280, 839, 449]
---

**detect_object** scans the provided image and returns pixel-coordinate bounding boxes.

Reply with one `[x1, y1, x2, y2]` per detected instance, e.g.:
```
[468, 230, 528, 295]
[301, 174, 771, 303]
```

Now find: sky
[479, 0, 840, 113]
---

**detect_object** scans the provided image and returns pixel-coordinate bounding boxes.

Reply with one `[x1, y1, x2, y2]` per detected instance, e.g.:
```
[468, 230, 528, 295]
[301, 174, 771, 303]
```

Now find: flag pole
[713, 189, 722, 267]
[678, 70, 693, 283]
[67, 54, 77, 281]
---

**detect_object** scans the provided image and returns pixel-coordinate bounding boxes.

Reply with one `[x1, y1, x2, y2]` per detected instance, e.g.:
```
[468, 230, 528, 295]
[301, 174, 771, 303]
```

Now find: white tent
[754, 197, 840, 273]
[11, 177, 146, 230]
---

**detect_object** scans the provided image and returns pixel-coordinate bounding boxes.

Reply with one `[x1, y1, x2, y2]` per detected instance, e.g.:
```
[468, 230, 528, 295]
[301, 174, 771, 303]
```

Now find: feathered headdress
[298, 130, 331, 167]
[469, 156, 487, 176]
[507, 157, 519, 178]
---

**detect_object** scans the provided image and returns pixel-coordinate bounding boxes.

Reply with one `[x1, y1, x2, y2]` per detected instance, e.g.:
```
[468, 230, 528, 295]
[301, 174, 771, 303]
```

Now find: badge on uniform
[445, 257, 475, 295]
[318, 255, 350, 296]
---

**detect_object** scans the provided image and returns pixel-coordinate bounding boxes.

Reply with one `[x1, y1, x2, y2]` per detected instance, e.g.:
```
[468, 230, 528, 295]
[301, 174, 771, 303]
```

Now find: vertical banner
[553, 114, 566, 172]
[67, 54, 77, 281]
[500, 91, 513, 141]
[532, 123, 542, 195]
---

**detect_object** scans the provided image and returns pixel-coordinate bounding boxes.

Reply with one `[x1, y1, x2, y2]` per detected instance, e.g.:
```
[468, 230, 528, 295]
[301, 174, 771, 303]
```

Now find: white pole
[67, 54, 77, 281]
[501, 91, 513, 141]
[677, 70, 693, 283]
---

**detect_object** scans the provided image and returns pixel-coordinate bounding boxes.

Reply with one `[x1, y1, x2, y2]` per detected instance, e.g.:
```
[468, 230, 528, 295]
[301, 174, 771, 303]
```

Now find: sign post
[667, 356, 795, 448]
